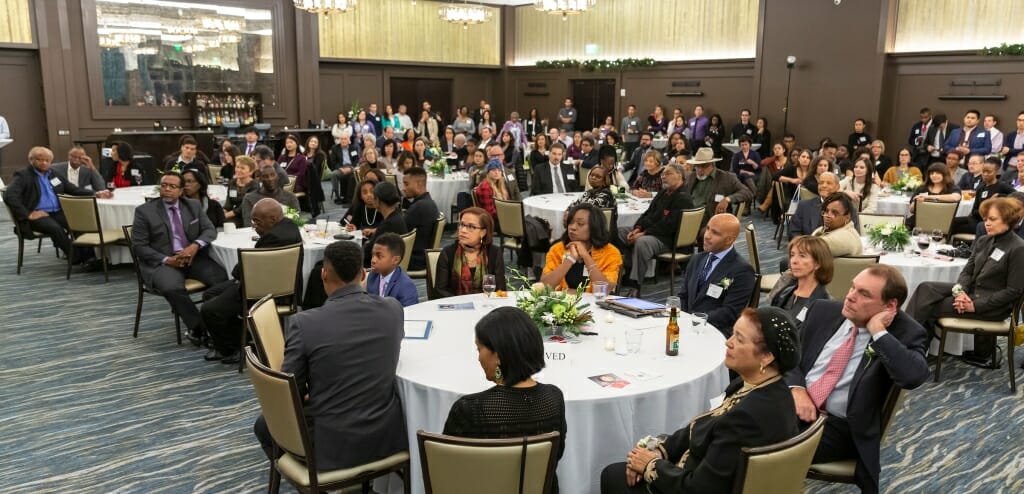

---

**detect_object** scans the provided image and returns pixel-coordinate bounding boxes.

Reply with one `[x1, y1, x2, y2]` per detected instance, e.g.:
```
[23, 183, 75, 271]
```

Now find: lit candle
[605, 312, 616, 323]
[604, 336, 616, 351]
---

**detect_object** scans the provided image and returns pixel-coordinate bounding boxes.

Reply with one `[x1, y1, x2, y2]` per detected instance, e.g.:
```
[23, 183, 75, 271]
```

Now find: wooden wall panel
[0, 0, 33, 45]
[318, 0, 500, 66]
[512, 0, 757, 65]
[893, 0, 1024, 53]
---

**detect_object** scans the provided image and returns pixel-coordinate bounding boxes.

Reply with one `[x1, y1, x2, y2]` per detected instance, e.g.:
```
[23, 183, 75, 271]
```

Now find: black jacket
[678, 248, 756, 335]
[3, 165, 95, 227]
[632, 186, 695, 247]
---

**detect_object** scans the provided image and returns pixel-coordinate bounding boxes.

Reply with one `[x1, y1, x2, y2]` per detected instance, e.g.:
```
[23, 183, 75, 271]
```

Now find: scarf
[451, 244, 486, 295]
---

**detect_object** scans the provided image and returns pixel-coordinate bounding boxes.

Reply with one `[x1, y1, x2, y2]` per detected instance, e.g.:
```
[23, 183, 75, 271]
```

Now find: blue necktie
[701, 254, 718, 282]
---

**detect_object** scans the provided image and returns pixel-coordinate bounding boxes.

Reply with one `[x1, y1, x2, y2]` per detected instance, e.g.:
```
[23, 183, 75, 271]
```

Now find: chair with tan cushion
[494, 198, 526, 263]
[123, 225, 207, 344]
[825, 255, 879, 300]
[600, 207, 614, 231]
[408, 215, 446, 279]
[733, 414, 826, 494]
[59, 194, 125, 281]
[424, 249, 443, 301]
[246, 293, 285, 371]
[237, 243, 303, 372]
[283, 175, 297, 193]
[417, 430, 560, 494]
[3, 199, 50, 275]
[807, 386, 905, 484]
[245, 348, 411, 494]
[773, 181, 793, 249]
[208, 164, 222, 184]
[745, 223, 778, 303]
[933, 294, 1024, 392]
[654, 207, 705, 296]
[399, 230, 417, 273]
[914, 200, 959, 238]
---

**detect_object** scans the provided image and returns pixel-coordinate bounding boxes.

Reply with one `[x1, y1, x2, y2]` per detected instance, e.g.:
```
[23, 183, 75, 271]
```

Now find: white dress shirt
[550, 162, 566, 193]
[802, 320, 888, 418]
[67, 165, 81, 187]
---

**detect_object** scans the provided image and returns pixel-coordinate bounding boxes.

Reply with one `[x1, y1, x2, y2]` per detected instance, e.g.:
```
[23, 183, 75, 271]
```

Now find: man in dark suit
[920, 114, 955, 167]
[683, 148, 753, 227]
[943, 109, 991, 158]
[786, 265, 929, 494]
[254, 241, 408, 471]
[200, 198, 303, 363]
[678, 213, 755, 336]
[52, 146, 106, 192]
[3, 146, 112, 261]
[531, 143, 580, 195]
[623, 132, 653, 183]
[131, 172, 226, 342]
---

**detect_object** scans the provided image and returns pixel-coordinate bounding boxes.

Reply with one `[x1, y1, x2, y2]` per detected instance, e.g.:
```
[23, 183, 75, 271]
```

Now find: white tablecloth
[97, 185, 227, 264]
[652, 138, 669, 149]
[722, 142, 762, 154]
[863, 240, 973, 355]
[208, 227, 360, 287]
[523, 193, 652, 240]
[874, 194, 972, 218]
[390, 293, 729, 494]
[426, 172, 470, 214]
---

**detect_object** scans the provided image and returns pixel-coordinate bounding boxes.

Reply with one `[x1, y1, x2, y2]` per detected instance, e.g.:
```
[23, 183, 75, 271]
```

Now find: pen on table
[579, 331, 598, 336]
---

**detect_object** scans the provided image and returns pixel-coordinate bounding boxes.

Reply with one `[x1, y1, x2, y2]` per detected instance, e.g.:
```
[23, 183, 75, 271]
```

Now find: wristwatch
[562, 253, 577, 264]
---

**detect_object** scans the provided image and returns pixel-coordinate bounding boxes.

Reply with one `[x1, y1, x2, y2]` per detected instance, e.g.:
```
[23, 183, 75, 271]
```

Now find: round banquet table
[523, 192, 652, 240]
[425, 171, 470, 213]
[208, 226, 361, 287]
[96, 184, 226, 264]
[873, 194, 972, 218]
[721, 142, 762, 154]
[390, 293, 729, 494]
[652, 137, 669, 149]
[862, 238, 973, 355]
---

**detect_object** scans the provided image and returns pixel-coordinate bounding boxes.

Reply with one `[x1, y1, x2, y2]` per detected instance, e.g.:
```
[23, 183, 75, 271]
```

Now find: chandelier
[164, 24, 199, 36]
[201, 17, 242, 32]
[99, 33, 145, 48]
[293, 0, 356, 15]
[438, 3, 492, 28]
[534, 0, 596, 20]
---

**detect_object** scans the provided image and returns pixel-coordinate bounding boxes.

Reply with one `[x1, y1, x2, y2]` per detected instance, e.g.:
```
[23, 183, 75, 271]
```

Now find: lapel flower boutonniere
[717, 277, 733, 289]
[864, 342, 876, 366]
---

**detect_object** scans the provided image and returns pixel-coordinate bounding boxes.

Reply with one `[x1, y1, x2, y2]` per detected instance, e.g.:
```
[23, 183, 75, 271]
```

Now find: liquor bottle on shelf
[197, 112, 205, 126]
[665, 307, 679, 356]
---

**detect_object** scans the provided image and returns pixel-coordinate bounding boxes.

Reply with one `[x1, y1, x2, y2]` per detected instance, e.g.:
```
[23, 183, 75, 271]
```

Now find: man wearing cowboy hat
[683, 147, 753, 226]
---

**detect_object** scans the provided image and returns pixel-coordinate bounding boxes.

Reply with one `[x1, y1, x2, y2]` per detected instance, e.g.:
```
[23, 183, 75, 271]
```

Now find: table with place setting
[96, 184, 227, 264]
[873, 191, 973, 218]
[522, 192, 652, 241]
[424, 170, 470, 216]
[386, 292, 728, 494]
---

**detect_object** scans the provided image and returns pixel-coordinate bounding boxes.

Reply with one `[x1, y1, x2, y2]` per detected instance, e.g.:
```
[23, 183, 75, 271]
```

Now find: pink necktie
[807, 326, 859, 410]
[379, 280, 386, 296]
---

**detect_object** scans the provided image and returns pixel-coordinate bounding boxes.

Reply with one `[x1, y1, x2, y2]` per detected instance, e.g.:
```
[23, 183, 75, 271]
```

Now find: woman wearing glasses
[435, 207, 506, 298]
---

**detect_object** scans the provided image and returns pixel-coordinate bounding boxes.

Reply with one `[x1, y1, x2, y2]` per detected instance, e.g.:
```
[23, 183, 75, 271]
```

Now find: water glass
[592, 281, 609, 302]
[223, 222, 237, 233]
[692, 312, 708, 335]
[316, 219, 328, 237]
[625, 329, 643, 355]
[665, 296, 681, 316]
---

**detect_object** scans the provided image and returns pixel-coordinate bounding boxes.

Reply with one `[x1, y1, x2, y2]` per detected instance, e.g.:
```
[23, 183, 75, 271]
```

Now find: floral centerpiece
[867, 223, 910, 252]
[426, 146, 448, 176]
[283, 206, 305, 227]
[890, 174, 922, 193]
[610, 184, 629, 200]
[509, 270, 593, 336]
[346, 100, 361, 121]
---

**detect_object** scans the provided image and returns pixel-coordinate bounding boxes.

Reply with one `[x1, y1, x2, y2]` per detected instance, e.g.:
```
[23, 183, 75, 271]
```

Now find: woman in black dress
[601, 307, 802, 493]
[181, 168, 225, 228]
[341, 179, 383, 232]
[362, 181, 406, 265]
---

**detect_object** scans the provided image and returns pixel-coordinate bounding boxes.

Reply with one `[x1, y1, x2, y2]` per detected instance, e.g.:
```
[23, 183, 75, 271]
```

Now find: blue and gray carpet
[1, 194, 1020, 493]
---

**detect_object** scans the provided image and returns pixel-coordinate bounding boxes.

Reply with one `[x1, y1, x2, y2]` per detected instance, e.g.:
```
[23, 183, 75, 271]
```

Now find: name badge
[709, 393, 725, 409]
[746, 129, 752, 135]
[981, 191, 989, 199]
[706, 284, 724, 299]
[131, 169, 141, 177]
[507, 173, 516, 182]
[991, 248, 1005, 262]
[582, 265, 589, 277]
[797, 306, 808, 322]
[567, 174, 576, 180]
[714, 194, 725, 202]
[567, 111, 574, 116]
[50, 177, 62, 187]
[229, 189, 238, 198]
[350, 150, 358, 156]
[914, 129, 920, 135]
[84, 184, 93, 191]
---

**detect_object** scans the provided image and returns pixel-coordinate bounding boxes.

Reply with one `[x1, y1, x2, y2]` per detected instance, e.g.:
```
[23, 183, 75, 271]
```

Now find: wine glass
[931, 229, 944, 244]
[916, 233, 931, 253]
[482, 274, 497, 307]
[664, 296, 681, 317]
[912, 227, 924, 238]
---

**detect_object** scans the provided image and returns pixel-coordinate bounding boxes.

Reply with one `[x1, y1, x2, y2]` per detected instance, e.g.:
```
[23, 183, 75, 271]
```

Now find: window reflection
[95, 0, 274, 107]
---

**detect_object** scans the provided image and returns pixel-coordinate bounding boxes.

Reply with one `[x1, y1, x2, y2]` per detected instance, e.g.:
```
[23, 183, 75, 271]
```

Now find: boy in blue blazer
[367, 232, 419, 307]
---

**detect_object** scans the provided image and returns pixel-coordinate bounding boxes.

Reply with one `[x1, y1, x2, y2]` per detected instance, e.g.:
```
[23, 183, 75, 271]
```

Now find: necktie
[701, 254, 718, 282]
[807, 326, 859, 409]
[552, 164, 566, 193]
[379, 280, 387, 296]
[168, 206, 188, 252]
[247, 144, 254, 155]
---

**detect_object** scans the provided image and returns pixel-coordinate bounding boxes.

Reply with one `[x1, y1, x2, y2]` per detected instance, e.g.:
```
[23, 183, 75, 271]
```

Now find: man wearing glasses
[130, 172, 226, 345]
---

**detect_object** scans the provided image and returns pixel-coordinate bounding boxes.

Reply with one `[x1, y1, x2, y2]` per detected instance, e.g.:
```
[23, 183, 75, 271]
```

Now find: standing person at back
[402, 167, 439, 271]
[254, 241, 408, 472]
[558, 97, 577, 131]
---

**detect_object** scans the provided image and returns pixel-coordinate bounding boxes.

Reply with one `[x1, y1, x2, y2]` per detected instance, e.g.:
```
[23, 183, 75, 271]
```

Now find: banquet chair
[384, 173, 398, 188]
[578, 166, 590, 190]
[424, 249, 443, 300]
[933, 294, 1024, 392]
[494, 198, 526, 263]
[773, 181, 793, 249]
[856, 213, 904, 236]
[914, 200, 959, 238]
[399, 230, 417, 273]
[417, 430, 559, 494]
[808, 386, 905, 484]
[4, 199, 50, 275]
[237, 243, 303, 372]
[747, 274, 762, 309]
[745, 223, 778, 303]
[245, 348, 411, 494]
[283, 175, 297, 193]
[798, 186, 818, 201]
[247, 293, 285, 371]
[59, 194, 125, 282]
[408, 215, 446, 279]
[208, 164, 222, 184]
[654, 207, 705, 296]
[600, 208, 614, 232]
[825, 255, 880, 300]
[123, 225, 208, 344]
[733, 414, 826, 494]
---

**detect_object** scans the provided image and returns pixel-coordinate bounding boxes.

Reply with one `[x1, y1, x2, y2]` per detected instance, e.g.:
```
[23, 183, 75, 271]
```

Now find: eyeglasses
[458, 222, 485, 231]
[821, 208, 847, 217]
[159, 183, 181, 189]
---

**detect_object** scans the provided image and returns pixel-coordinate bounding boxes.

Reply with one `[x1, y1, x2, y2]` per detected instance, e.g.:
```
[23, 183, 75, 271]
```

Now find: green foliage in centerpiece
[509, 269, 593, 335]
[610, 184, 629, 200]
[426, 145, 447, 177]
[890, 174, 922, 193]
[283, 206, 305, 226]
[867, 223, 910, 251]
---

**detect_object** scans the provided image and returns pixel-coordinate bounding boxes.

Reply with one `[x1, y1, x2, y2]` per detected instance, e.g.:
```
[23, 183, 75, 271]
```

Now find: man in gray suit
[52, 147, 107, 192]
[131, 172, 226, 342]
[254, 241, 408, 470]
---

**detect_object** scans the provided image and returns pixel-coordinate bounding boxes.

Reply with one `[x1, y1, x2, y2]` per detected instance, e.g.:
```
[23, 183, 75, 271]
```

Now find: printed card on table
[589, 373, 630, 389]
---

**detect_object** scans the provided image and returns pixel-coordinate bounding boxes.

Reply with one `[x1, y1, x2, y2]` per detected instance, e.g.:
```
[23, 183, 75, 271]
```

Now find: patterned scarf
[451, 244, 486, 295]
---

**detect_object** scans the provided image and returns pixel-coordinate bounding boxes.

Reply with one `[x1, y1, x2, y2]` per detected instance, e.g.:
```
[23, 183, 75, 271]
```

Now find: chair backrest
[238, 243, 304, 301]
[733, 414, 827, 494]
[915, 200, 959, 236]
[244, 348, 311, 461]
[354, 166, 364, 184]
[431, 214, 447, 249]
[674, 207, 706, 249]
[122, 225, 148, 288]
[417, 430, 560, 494]
[58, 194, 101, 234]
[385, 173, 398, 188]
[600, 208, 614, 231]
[826, 255, 880, 300]
[3, 200, 31, 238]
[247, 294, 285, 370]
[400, 229, 417, 272]
[578, 166, 590, 189]
[773, 180, 791, 213]
[208, 164, 222, 183]
[494, 198, 525, 238]
[747, 274, 762, 308]
[744, 223, 761, 273]
[798, 186, 818, 201]
[857, 213, 905, 235]
[879, 386, 906, 442]
[283, 175, 297, 192]
[734, 201, 747, 219]
[425, 249, 443, 300]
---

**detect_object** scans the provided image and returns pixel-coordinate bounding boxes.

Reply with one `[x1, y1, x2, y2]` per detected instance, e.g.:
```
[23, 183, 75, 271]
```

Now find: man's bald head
[703, 213, 740, 253]
[251, 198, 285, 235]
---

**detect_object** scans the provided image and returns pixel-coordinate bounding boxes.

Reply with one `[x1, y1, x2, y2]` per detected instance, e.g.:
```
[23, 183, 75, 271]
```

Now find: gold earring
[759, 364, 766, 374]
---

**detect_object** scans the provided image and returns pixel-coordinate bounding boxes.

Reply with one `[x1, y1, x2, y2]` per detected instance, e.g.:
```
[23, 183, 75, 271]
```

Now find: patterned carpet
[1, 190, 1021, 493]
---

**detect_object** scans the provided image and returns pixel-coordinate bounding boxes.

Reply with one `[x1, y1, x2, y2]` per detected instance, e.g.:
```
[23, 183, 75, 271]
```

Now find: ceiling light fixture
[534, 0, 596, 21]
[438, 2, 492, 29]
[292, 0, 356, 15]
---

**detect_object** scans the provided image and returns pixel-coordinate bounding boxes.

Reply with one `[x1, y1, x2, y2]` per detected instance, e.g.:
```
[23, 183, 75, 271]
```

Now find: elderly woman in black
[601, 307, 801, 493]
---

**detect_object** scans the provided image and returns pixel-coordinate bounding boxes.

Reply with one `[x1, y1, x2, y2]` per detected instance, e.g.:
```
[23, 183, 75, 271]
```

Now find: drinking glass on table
[625, 329, 643, 355]
[691, 312, 708, 335]
[665, 296, 681, 316]
[592, 281, 609, 302]
[482, 274, 497, 307]
[931, 229, 945, 244]
[916, 233, 931, 252]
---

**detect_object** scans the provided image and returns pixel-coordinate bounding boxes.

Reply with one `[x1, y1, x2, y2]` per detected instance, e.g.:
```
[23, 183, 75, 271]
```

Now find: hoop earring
[494, 365, 504, 385]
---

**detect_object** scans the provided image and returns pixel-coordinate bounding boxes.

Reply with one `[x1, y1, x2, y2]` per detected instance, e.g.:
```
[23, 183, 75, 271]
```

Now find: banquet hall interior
[1, 0, 1023, 493]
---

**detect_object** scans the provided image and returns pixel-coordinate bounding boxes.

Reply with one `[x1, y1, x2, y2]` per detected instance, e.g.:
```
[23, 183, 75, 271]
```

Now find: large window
[893, 0, 1024, 53]
[94, 0, 274, 107]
